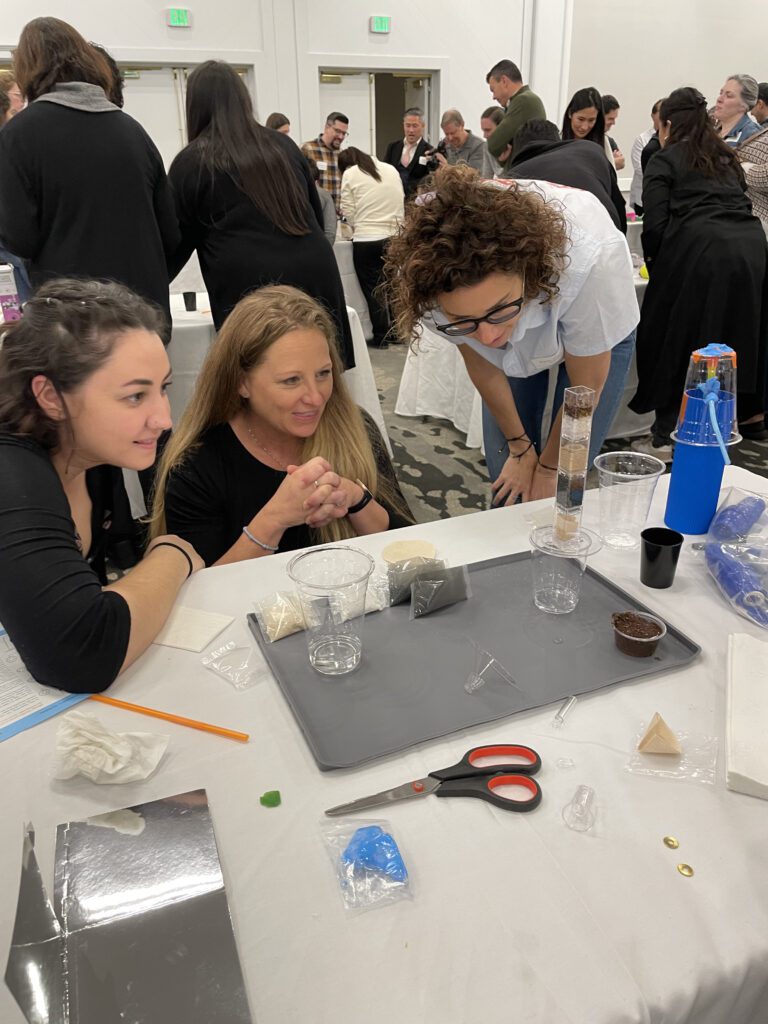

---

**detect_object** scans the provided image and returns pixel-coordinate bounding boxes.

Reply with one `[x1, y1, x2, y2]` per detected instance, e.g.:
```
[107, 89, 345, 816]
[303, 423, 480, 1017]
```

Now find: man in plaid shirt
[302, 111, 349, 213]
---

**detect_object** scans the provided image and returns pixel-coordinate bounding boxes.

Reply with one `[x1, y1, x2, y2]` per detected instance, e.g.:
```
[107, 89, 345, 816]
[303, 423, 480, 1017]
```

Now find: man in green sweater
[485, 59, 546, 173]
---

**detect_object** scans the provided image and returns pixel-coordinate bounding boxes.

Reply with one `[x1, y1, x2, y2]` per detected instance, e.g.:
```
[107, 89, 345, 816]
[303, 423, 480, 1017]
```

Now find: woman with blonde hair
[152, 286, 412, 565]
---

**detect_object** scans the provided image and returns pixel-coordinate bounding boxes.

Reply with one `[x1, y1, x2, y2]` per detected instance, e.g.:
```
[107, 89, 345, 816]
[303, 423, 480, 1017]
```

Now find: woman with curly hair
[385, 165, 638, 504]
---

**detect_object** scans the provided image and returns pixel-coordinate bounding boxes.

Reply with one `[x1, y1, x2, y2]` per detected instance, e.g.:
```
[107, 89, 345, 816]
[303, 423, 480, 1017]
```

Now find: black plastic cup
[183, 291, 197, 312]
[640, 527, 684, 588]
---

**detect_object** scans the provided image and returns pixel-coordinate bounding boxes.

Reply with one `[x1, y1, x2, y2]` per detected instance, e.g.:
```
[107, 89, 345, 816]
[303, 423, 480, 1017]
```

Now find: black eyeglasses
[429, 292, 525, 338]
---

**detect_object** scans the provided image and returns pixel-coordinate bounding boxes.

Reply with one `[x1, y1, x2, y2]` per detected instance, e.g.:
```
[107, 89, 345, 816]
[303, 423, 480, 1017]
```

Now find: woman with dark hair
[562, 87, 614, 166]
[0, 279, 203, 693]
[630, 87, 768, 456]
[0, 17, 178, 329]
[266, 112, 290, 134]
[151, 285, 412, 565]
[338, 146, 404, 348]
[168, 60, 354, 366]
[385, 165, 638, 504]
[90, 42, 124, 107]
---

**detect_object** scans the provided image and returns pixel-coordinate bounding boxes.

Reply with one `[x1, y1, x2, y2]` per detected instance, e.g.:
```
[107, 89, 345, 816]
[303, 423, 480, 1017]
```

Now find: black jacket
[508, 138, 627, 233]
[383, 138, 432, 196]
[0, 94, 178, 330]
[631, 142, 768, 415]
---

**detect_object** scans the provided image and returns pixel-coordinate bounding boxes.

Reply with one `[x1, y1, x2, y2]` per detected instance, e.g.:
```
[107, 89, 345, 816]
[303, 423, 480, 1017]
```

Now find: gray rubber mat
[248, 553, 700, 771]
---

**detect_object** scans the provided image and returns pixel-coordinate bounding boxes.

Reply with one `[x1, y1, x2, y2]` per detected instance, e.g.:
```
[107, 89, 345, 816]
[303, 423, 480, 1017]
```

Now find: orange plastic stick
[90, 694, 249, 743]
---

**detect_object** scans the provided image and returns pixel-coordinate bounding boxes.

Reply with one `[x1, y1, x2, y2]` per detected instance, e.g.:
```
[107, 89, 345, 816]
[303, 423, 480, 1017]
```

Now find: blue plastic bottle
[664, 444, 726, 534]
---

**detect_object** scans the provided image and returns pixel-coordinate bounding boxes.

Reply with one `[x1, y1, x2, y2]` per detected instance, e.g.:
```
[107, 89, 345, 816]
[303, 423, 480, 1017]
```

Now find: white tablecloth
[334, 239, 373, 341]
[170, 245, 374, 342]
[166, 294, 390, 454]
[396, 277, 653, 452]
[3, 468, 768, 1024]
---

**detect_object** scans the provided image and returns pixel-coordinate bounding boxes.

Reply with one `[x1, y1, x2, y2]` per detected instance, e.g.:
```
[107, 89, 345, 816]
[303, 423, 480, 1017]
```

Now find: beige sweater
[738, 126, 768, 233]
[340, 160, 404, 240]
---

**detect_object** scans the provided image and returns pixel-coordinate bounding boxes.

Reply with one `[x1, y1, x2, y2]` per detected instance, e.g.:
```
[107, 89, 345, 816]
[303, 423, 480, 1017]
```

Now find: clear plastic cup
[288, 546, 374, 675]
[593, 451, 666, 550]
[529, 526, 600, 615]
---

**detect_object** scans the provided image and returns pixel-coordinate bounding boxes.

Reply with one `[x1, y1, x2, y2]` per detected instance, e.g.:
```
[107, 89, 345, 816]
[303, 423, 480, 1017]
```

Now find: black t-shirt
[0, 435, 132, 693]
[165, 414, 411, 566]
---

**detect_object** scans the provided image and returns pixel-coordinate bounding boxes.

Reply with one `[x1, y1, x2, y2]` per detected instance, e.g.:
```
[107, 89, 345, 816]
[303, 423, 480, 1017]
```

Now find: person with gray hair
[430, 108, 486, 171]
[714, 74, 761, 146]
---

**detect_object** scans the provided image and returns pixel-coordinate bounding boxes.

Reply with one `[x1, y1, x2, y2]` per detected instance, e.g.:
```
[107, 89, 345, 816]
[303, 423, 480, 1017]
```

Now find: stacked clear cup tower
[555, 386, 596, 542]
[530, 387, 600, 615]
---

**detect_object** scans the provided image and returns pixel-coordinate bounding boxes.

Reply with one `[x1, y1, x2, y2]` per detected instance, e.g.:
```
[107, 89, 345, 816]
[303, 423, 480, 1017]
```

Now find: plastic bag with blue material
[705, 487, 768, 628]
[321, 819, 412, 913]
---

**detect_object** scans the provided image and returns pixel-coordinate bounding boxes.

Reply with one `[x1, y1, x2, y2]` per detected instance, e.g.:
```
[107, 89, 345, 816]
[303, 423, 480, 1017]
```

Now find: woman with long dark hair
[562, 87, 614, 166]
[168, 60, 354, 366]
[338, 146, 404, 347]
[0, 279, 203, 693]
[630, 87, 768, 455]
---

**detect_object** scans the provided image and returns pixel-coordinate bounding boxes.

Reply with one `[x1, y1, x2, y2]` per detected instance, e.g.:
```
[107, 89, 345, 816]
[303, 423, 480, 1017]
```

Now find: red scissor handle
[431, 744, 541, 781]
[435, 772, 543, 812]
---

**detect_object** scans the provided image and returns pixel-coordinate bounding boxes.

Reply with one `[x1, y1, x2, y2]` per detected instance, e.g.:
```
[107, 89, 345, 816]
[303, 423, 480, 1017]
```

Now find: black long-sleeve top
[0, 95, 179, 329]
[0, 436, 131, 693]
[165, 414, 411, 566]
[167, 129, 355, 366]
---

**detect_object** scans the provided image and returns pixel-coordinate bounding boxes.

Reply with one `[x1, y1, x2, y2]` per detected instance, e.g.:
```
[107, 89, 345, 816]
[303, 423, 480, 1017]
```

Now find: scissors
[325, 744, 542, 816]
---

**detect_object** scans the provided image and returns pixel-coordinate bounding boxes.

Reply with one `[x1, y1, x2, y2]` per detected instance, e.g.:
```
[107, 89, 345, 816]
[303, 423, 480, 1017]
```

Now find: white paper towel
[153, 606, 234, 652]
[54, 710, 169, 784]
[726, 633, 768, 800]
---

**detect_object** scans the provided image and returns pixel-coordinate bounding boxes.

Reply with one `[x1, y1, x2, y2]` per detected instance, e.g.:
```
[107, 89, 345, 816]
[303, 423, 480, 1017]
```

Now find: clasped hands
[272, 456, 363, 530]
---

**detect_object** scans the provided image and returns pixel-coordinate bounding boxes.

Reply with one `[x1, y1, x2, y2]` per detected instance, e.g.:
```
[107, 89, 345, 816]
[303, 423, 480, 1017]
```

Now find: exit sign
[369, 15, 391, 33]
[165, 7, 192, 27]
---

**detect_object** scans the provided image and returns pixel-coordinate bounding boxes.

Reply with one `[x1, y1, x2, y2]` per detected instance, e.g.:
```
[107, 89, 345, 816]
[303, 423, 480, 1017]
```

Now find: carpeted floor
[370, 343, 768, 524]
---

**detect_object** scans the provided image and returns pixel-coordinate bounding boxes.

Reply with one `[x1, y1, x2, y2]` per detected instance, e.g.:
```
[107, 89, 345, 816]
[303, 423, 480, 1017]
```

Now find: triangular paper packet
[638, 712, 682, 755]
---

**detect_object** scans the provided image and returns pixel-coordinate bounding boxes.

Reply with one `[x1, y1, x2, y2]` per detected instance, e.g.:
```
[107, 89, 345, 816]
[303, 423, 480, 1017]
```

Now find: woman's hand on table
[491, 446, 538, 505]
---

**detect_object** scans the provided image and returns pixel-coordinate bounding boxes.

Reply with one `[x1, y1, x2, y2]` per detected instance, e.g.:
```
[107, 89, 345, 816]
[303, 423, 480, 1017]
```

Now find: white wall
[567, 0, 767, 177]
[0, 0, 265, 63]
[1, 1, 537, 146]
[289, 0, 527, 144]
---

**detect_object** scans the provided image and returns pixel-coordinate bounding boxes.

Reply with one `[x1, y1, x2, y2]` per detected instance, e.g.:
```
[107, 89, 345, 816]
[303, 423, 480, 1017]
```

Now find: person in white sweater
[338, 147, 404, 347]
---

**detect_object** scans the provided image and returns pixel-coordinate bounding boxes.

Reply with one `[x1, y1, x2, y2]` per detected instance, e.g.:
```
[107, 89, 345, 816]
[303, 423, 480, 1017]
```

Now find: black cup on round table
[183, 291, 197, 312]
[640, 527, 684, 588]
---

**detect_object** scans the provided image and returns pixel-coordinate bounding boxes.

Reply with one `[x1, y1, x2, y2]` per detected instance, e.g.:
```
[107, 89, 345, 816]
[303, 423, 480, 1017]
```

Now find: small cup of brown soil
[612, 611, 667, 657]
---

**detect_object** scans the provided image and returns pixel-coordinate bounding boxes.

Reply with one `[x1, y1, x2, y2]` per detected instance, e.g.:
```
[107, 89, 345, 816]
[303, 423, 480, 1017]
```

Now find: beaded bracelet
[242, 526, 279, 553]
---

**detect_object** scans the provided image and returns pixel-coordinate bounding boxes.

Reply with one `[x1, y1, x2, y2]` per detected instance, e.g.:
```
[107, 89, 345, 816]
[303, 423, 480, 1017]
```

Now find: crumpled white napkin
[53, 709, 169, 784]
